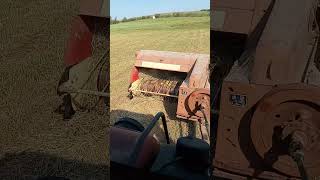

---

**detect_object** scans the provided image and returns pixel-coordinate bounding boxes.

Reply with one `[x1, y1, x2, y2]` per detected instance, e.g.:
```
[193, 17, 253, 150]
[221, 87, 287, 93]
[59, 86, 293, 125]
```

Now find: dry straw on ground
[0, 1, 109, 179]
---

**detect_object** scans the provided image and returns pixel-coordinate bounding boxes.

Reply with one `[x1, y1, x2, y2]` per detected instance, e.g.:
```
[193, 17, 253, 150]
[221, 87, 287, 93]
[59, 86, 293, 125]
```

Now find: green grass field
[110, 16, 210, 142]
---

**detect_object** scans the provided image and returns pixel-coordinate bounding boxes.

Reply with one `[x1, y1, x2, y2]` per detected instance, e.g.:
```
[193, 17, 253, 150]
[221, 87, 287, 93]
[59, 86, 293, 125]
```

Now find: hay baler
[128, 50, 210, 137]
[211, 0, 320, 179]
[57, 0, 109, 120]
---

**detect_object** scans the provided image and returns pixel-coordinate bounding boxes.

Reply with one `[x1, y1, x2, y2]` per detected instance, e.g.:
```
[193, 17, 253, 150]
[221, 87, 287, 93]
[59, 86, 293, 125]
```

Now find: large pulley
[187, 89, 210, 118]
[250, 85, 320, 178]
[186, 89, 210, 141]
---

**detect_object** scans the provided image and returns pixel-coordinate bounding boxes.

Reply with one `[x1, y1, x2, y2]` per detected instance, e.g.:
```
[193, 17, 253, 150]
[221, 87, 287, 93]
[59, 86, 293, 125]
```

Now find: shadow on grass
[163, 98, 198, 138]
[0, 151, 109, 180]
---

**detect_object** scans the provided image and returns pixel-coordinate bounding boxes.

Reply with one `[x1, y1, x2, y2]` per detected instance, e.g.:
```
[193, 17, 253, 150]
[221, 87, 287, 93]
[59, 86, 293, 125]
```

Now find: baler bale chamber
[128, 50, 210, 123]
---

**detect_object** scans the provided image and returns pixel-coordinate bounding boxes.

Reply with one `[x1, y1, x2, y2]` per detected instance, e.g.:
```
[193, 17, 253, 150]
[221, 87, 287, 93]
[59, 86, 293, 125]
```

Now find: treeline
[111, 10, 210, 24]
[111, 15, 153, 24]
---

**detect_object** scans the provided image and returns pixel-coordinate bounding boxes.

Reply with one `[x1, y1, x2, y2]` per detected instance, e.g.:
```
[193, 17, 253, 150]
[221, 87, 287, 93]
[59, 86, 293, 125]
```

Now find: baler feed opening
[131, 68, 187, 98]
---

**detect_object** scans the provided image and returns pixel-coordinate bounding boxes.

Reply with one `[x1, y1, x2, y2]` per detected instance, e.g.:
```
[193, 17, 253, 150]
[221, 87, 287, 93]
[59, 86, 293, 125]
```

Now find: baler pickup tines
[138, 78, 181, 97]
[134, 90, 179, 98]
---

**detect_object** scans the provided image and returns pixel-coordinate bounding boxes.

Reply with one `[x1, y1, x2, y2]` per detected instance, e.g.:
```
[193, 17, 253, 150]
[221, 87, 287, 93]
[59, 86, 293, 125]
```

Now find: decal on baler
[229, 94, 247, 107]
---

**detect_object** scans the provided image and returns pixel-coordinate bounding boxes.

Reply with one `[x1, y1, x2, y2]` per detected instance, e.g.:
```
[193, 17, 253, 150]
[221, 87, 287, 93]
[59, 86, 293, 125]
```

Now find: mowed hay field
[0, 1, 109, 179]
[110, 16, 210, 142]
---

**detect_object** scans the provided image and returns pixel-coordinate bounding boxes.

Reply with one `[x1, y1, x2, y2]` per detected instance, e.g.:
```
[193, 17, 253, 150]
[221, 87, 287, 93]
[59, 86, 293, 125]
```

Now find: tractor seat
[110, 126, 160, 169]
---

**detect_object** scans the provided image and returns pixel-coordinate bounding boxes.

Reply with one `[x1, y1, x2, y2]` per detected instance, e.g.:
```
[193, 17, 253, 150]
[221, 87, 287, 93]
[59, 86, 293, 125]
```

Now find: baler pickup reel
[128, 50, 211, 139]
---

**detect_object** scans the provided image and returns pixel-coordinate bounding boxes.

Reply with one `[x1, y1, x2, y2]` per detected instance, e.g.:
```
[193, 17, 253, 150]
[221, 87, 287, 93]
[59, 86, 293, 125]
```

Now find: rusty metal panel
[251, 0, 272, 32]
[211, 0, 255, 34]
[211, 0, 274, 34]
[223, 9, 254, 34]
[176, 84, 194, 120]
[211, 7, 254, 34]
[79, 0, 109, 17]
[213, 82, 277, 179]
[212, 0, 255, 10]
[189, 55, 210, 88]
[251, 0, 317, 85]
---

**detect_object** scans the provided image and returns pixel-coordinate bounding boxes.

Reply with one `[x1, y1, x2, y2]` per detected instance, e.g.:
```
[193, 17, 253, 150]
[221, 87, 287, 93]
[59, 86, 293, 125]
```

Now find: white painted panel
[141, 61, 181, 71]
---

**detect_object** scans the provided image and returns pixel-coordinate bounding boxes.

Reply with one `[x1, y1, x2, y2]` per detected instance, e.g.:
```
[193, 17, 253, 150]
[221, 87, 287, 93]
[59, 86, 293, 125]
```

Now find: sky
[111, 0, 210, 20]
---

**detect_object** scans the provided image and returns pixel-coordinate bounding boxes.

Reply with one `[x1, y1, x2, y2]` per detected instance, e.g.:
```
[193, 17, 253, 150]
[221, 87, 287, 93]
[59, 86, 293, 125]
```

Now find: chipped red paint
[64, 15, 93, 66]
[129, 66, 139, 84]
